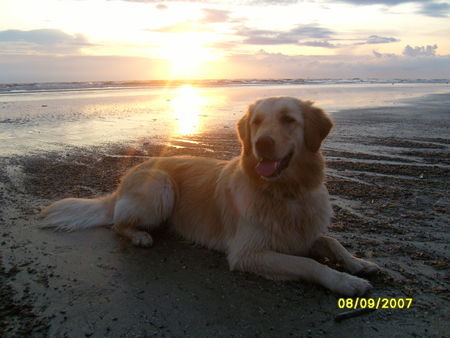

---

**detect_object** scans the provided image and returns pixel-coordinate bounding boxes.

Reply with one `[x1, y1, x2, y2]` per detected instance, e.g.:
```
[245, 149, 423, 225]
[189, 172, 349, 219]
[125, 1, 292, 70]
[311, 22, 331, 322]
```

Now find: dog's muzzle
[255, 149, 294, 179]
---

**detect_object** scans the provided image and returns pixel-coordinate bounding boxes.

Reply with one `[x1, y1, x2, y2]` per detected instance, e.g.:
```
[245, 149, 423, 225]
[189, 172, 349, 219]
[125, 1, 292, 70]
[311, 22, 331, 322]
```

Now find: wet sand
[1, 93, 449, 337]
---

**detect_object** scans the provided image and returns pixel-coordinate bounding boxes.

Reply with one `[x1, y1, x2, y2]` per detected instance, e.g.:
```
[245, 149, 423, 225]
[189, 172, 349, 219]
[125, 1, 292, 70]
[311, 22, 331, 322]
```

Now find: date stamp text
[338, 297, 413, 310]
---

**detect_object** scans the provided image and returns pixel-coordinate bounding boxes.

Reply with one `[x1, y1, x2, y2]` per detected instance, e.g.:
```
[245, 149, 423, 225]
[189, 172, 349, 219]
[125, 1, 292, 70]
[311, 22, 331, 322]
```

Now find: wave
[1, 78, 449, 94]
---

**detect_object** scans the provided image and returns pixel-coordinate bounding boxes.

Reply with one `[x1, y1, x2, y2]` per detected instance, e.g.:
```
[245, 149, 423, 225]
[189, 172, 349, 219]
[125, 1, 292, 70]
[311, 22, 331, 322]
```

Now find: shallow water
[1, 82, 449, 156]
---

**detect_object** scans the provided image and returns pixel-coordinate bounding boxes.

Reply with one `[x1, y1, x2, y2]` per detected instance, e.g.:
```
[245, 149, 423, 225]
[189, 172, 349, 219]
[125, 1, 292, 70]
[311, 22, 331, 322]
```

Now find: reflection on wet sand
[169, 85, 206, 136]
[1, 83, 450, 156]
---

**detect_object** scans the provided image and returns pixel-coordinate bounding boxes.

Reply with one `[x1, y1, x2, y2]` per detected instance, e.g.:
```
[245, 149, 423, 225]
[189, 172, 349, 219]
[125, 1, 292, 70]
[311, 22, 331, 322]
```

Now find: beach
[1, 82, 449, 337]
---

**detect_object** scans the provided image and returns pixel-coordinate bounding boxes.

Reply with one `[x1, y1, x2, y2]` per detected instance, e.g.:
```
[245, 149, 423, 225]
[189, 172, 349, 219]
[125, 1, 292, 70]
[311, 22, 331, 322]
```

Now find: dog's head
[237, 97, 333, 186]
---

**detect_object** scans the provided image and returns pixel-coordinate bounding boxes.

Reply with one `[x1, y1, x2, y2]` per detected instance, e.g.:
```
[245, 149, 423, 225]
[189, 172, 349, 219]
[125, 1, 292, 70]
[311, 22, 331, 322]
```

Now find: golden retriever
[41, 96, 379, 296]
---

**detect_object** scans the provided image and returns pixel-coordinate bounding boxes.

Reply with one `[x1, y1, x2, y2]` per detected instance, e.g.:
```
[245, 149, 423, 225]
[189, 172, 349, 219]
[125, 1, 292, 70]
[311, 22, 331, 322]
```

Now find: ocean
[1, 79, 449, 156]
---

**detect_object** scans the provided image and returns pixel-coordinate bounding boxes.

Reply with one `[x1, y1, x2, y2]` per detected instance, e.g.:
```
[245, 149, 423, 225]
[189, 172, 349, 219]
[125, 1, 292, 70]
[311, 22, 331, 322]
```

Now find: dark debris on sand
[0, 256, 49, 337]
[1, 128, 449, 336]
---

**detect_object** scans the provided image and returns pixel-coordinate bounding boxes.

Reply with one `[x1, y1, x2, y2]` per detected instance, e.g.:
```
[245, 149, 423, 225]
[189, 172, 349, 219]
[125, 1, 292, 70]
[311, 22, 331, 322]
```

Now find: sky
[0, 0, 450, 82]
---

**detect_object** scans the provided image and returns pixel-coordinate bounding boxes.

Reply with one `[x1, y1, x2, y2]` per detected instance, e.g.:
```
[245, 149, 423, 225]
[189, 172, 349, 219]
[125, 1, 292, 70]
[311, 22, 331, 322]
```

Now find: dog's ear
[302, 102, 333, 153]
[237, 104, 253, 156]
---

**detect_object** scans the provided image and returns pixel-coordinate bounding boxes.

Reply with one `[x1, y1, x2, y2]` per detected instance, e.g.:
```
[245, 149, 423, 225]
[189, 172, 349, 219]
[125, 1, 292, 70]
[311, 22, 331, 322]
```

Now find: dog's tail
[39, 194, 116, 231]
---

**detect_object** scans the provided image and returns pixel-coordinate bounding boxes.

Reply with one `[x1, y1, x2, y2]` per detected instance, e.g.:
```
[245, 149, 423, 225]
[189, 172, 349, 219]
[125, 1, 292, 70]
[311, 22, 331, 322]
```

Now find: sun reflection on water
[170, 85, 206, 135]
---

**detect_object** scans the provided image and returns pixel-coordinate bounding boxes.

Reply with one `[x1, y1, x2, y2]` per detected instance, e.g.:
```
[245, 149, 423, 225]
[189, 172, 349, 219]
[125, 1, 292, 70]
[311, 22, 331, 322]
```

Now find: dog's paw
[331, 272, 372, 296]
[131, 231, 153, 247]
[346, 258, 381, 275]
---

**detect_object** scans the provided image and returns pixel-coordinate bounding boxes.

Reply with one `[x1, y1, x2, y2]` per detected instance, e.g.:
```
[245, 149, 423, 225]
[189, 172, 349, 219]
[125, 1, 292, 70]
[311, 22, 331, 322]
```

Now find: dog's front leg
[228, 249, 372, 296]
[310, 235, 380, 275]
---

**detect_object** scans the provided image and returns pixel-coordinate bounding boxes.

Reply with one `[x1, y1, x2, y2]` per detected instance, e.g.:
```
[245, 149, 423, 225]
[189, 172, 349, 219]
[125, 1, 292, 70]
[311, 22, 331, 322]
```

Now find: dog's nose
[255, 135, 275, 158]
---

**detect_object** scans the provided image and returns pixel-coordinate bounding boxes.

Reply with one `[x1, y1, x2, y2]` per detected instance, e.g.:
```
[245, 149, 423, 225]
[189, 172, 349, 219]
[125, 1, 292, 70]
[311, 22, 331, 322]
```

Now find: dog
[41, 96, 380, 296]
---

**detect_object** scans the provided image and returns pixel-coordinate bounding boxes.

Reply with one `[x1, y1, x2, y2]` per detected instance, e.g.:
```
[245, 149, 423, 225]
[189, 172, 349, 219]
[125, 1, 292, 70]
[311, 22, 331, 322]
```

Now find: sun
[159, 33, 216, 79]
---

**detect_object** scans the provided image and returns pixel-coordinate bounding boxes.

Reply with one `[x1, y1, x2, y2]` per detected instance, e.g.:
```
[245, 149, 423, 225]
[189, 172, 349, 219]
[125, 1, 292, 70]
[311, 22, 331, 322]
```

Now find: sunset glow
[0, 0, 449, 82]
[159, 34, 217, 79]
[170, 85, 206, 135]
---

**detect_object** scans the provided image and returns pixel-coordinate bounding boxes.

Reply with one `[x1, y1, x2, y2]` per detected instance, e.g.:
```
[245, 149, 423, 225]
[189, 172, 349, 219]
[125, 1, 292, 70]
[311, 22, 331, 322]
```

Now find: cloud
[419, 2, 450, 17]
[110, 0, 299, 4]
[243, 34, 296, 45]
[0, 29, 89, 46]
[403, 44, 438, 57]
[227, 50, 450, 79]
[0, 54, 169, 83]
[109, 0, 449, 17]
[239, 24, 335, 46]
[238, 25, 400, 49]
[238, 28, 295, 45]
[365, 35, 399, 44]
[108, 0, 169, 2]
[299, 41, 339, 48]
[373, 50, 397, 58]
[1, 50, 450, 82]
[284, 25, 334, 40]
[150, 8, 232, 33]
[0, 29, 91, 54]
[201, 8, 231, 23]
[335, 0, 419, 4]
[349, 35, 400, 46]
[336, 0, 450, 17]
[245, 0, 299, 4]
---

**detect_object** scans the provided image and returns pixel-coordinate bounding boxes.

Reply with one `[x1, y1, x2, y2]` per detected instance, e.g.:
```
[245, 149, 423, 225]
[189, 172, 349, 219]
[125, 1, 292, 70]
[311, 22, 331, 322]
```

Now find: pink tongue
[255, 160, 279, 177]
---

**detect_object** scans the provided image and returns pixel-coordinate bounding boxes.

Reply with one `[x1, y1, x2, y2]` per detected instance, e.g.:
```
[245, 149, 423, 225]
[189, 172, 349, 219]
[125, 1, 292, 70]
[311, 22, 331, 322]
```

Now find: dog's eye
[252, 117, 262, 125]
[280, 115, 296, 124]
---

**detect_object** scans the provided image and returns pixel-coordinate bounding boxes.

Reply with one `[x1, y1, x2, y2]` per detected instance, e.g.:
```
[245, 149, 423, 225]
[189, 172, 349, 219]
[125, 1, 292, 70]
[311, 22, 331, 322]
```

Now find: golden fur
[41, 96, 379, 296]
